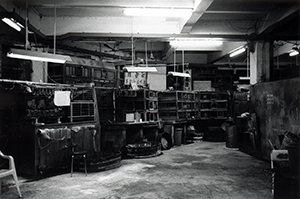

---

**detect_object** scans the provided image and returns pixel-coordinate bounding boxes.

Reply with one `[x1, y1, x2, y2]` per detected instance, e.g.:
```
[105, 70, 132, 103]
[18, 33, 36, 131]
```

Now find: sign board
[124, 72, 147, 86]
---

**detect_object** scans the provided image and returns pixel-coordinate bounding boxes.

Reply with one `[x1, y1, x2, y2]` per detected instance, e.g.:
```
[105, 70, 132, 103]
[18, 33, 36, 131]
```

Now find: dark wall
[250, 77, 300, 159]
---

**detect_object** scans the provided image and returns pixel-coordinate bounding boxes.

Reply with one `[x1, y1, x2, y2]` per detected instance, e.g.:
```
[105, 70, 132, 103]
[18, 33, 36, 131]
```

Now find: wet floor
[1, 142, 272, 199]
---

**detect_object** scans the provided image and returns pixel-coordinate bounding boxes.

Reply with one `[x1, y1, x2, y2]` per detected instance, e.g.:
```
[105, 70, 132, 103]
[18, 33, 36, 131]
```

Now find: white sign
[124, 72, 147, 86]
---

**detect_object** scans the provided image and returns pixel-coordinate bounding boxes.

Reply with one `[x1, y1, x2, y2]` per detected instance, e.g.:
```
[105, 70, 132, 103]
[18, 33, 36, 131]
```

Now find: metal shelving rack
[69, 87, 97, 123]
[158, 91, 198, 121]
[121, 89, 160, 122]
[198, 91, 228, 120]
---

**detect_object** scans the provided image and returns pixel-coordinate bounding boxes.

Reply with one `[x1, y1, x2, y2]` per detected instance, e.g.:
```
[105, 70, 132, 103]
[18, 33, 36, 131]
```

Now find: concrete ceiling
[0, 0, 299, 63]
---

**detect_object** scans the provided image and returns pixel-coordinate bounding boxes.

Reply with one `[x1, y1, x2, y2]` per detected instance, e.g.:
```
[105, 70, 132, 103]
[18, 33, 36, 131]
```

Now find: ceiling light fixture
[173, 37, 223, 41]
[7, 0, 72, 64]
[123, 18, 157, 74]
[7, 48, 72, 63]
[168, 48, 191, 79]
[1, 17, 23, 32]
[170, 40, 223, 48]
[170, 38, 223, 51]
[123, 66, 157, 73]
[123, 8, 192, 17]
[168, 71, 191, 78]
[239, 77, 250, 80]
[289, 46, 299, 56]
[229, 47, 246, 57]
[289, 50, 299, 57]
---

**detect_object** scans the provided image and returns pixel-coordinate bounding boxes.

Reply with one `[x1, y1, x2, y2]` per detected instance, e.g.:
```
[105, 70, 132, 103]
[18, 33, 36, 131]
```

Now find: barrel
[226, 125, 239, 149]
[287, 145, 299, 173]
[174, 128, 183, 146]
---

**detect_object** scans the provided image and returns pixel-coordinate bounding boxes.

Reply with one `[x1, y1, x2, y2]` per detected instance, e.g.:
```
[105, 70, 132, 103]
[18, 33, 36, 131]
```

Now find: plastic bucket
[174, 128, 183, 146]
[226, 125, 239, 149]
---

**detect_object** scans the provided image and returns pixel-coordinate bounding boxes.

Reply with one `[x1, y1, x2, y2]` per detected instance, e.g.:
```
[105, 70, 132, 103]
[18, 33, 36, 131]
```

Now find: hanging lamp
[168, 46, 190, 77]
[7, 0, 71, 63]
[123, 23, 157, 73]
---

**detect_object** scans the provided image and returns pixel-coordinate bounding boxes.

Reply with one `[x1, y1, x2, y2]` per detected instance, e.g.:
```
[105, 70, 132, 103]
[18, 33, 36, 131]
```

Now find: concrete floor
[1, 142, 272, 199]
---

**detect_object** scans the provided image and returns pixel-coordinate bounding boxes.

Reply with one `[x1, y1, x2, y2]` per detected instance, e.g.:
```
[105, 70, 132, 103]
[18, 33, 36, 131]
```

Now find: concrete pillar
[250, 40, 272, 84]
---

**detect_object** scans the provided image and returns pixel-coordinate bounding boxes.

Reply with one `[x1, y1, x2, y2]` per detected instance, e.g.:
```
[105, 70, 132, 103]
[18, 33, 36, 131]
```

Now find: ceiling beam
[257, 4, 300, 35]
[274, 41, 299, 57]
[56, 32, 258, 42]
[207, 41, 247, 64]
[204, 11, 265, 14]
[39, 16, 182, 36]
[181, 0, 214, 34]
[18, 0, 195, 8]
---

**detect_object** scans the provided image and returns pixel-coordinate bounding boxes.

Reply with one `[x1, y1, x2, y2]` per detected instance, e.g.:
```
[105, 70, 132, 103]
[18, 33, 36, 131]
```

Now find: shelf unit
[158, 91, 198, 121]
[95, 88, 115, 124]
[0, 80, 100, 175]
[191, 64, 233, 91]
[48, 62, 117, 88]
[69, 87, 96, 123]
[121, 89, 159, 122]
[198, 91, 228, 119]
[20, 83, 98, 125]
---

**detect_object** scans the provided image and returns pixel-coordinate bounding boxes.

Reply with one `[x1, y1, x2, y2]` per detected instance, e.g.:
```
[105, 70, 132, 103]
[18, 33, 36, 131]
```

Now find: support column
[250, 40, 272, 84]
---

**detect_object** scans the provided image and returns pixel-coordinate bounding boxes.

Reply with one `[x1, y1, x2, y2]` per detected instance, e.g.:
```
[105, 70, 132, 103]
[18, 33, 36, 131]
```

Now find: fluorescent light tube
[7, 48, 72, 63]
[239, 77, 250, 80]
[16, 22, 24, 28]
[229, 48, 246, 57]
[170, 40, 223, 48]
[2, 17, 22, 32]
[289, 50, 299, 57]
[168, 71, 191, 78]
[123, 66, 157, 73]
[123, 8, 192, 17]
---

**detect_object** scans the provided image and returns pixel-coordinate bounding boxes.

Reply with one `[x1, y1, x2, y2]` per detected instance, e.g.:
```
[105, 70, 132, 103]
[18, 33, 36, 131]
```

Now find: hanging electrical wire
[54, 0, 57, 54]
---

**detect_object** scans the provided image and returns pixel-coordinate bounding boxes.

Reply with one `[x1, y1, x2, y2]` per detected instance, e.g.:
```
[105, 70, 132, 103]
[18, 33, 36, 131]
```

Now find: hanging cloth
[54, 90, 71, 106]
